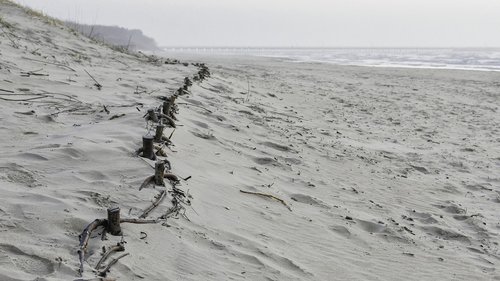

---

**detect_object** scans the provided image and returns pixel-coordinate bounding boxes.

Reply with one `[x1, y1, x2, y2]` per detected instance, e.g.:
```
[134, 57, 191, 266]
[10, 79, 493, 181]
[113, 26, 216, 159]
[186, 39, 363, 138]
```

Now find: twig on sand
[239, 190, 292, 211]
[140, 189, 167, 219]
[22, 57, 76, 72]
[0, 88, 15, 93]
[98, 253, 130, 277]
[95, 242, 125, 270]
[176, 102, 213, 113]
[84, 69, 102, 90]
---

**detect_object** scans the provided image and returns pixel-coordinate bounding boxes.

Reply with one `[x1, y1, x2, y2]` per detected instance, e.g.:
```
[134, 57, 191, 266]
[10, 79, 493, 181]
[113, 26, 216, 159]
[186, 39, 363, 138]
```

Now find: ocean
[161, 47, 500, 72]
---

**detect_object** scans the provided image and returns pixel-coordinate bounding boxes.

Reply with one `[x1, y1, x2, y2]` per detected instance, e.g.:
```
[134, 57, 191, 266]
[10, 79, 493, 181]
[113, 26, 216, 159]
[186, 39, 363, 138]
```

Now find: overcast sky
[12, 0, 500, 47]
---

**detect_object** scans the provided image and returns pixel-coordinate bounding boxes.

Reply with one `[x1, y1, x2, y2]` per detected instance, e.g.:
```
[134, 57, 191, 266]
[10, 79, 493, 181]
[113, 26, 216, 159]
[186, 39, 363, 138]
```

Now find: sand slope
[1, 1, 500, 280]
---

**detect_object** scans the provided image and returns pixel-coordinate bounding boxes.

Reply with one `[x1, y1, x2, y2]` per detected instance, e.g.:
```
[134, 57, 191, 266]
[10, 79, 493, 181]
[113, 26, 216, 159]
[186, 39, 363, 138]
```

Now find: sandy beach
[1, 2, 500, 280]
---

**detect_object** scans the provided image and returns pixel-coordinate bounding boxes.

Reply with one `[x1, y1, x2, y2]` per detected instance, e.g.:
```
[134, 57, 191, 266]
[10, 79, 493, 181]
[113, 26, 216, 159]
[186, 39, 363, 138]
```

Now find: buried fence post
[163, 94, 177, 117]
[154, 160, 166, 185]
[154, 124, 165, 142]
[142, 135, 155, 160]
[107, 207, 122, 235]
[147, 108, 159, 123]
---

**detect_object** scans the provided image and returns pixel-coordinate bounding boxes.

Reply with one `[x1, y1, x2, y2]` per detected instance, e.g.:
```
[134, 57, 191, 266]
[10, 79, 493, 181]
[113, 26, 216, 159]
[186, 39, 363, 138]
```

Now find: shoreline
[159, 48, 500, 72]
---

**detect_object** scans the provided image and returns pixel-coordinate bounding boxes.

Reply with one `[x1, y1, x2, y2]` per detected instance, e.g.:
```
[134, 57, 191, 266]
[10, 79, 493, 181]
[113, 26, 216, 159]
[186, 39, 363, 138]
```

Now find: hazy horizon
[12, 0, 500, 48]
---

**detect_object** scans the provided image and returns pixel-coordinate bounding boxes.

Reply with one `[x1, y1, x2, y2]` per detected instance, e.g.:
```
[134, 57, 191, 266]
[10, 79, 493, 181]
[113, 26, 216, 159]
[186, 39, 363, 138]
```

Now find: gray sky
[12, 0, 500, 47]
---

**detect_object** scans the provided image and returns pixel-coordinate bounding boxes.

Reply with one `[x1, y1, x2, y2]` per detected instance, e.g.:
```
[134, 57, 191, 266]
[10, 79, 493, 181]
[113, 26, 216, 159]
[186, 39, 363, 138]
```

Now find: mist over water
[162, 47, 500, 71]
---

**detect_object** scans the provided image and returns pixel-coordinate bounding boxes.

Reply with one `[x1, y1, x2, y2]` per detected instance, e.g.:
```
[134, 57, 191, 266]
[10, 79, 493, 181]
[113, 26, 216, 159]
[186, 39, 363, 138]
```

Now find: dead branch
[120, 218, 159, 224]
[95, 242, 125, 270]
[176, 102, 213, 113]
[139, 175, 154, 191]
[140, 189, 167, 219]
[0, 88, 15, 93]
[98, 252, 130, 277]
[84, 69, 102, 90]
[22, 57, 76, 71]
[78, 219, 106, 275]
[164, 173, 179, 182]
[239, 190, 292, 211]
[167, 129, 176, 140]
[109, 114, 125, 120]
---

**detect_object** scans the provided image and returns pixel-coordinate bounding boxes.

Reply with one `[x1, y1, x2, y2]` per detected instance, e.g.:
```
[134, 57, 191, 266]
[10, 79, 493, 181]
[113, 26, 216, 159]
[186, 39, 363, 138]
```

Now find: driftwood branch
[98, 253, 130, 277]
[139, 175, 154, 191]
[239, 190, 292, 211]
[78, 219, 106, 275]
[140, 189, 167, 219]
[120, 218, 159, 224]
[95, 242, 125, 270]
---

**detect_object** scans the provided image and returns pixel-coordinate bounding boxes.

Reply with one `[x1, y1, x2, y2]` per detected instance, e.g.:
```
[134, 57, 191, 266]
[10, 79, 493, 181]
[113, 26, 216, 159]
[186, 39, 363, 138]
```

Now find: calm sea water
[162, 47, 500, 71]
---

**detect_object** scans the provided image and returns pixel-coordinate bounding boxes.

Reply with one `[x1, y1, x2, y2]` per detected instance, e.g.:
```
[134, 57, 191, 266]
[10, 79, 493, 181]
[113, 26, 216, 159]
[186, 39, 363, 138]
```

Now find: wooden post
[142, 135, 154, 160]
[154, 161, 165, 185]
[147, 108, 159, 123]
[107, 207, 122, 236]
[164, 95, 177, 117]
[162, 101, 169, 115]
[154, 124, 165, 142]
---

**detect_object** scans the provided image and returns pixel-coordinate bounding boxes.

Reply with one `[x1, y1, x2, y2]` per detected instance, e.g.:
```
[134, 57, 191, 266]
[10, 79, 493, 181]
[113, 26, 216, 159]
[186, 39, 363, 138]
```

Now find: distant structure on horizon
[66, 22, 159, 51]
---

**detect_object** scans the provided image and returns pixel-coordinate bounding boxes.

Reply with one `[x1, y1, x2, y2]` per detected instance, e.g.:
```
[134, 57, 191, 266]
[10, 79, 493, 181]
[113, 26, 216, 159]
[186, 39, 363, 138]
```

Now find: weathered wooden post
[107, 207, 122, 235]
[164, 95, 177, 117]
[154, 161, 165, 185]
[142, 135, 155, 160]
[154, 124, 165, 143]
[147, 108, 159, 123]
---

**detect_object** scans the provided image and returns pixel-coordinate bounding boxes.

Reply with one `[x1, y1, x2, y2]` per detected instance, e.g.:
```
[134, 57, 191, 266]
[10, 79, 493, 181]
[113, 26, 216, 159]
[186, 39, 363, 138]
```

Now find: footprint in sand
[0, 244, 54, 277]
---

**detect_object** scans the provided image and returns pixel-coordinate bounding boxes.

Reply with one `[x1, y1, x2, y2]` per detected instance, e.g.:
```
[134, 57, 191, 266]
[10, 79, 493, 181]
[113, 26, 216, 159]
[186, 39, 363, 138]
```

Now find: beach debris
[239, 190, 292, 211]
[23, 57, 76, 71]
[102, 105, 110, 114]
[98, 253, 130, 277]
[20, 68, 49, 77]
[78, 219, 106, 275]
[140, 189, 167, 218]
[84, 69, 102, 90]
[0, 88, 15, 93]
[95, 242, 125, 270]
[139, 175, 154, 191]
[109, 114, 125, 120]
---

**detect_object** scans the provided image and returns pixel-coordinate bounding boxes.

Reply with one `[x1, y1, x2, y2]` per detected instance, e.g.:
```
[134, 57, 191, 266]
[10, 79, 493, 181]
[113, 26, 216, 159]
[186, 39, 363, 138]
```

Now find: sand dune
[1, 1, 500, 280]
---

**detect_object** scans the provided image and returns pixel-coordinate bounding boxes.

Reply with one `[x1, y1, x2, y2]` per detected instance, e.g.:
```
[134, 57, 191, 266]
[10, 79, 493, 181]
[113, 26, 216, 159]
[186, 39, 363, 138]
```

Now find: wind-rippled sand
[1, 1, 499, 280]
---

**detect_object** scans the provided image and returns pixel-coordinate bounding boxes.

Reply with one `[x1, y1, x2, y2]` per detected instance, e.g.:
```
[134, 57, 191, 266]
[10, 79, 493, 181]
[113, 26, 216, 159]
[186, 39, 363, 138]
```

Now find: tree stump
[107, 207, 122, 236]
[154, 161, 165, 185]
[142, 135, 155, 160]
[154, 124, 165, 143]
